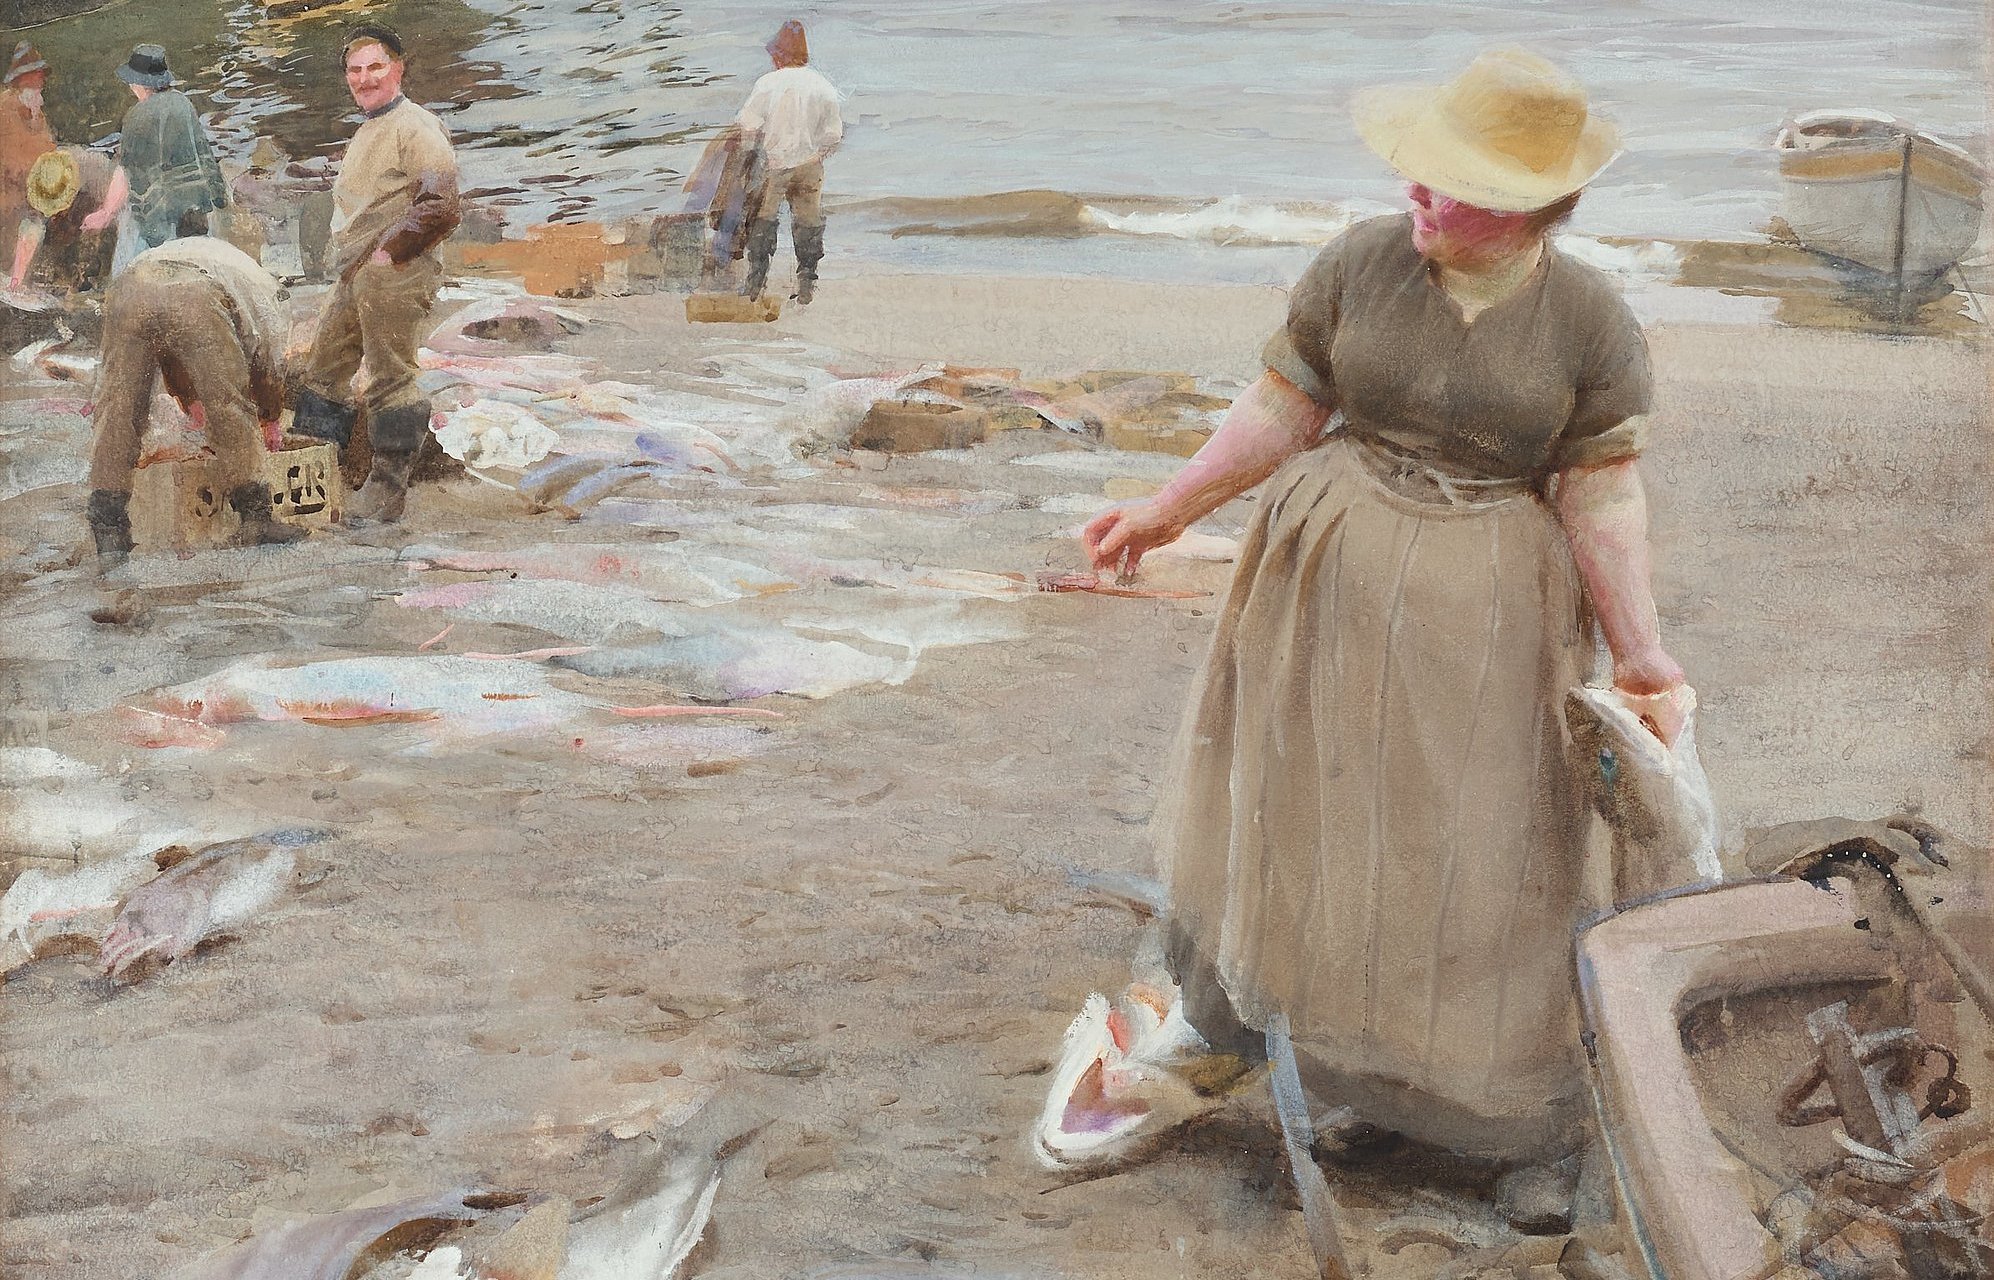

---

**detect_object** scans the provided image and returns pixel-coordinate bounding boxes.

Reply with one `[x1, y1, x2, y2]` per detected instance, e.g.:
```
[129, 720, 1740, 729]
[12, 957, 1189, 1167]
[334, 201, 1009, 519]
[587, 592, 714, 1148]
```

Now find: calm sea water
[21, 0, 1989, 282]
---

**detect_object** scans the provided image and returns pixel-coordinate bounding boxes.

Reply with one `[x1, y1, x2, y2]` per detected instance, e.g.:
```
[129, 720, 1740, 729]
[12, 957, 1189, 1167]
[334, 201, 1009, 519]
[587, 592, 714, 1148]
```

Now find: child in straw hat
[10, 146, 116, 295]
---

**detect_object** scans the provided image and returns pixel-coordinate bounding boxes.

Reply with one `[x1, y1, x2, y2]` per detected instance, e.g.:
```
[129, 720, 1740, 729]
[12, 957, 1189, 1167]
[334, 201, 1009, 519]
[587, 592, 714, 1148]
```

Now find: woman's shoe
[1496, 1157, 1579, 1235]
[1312, 1114, 1404, 1163]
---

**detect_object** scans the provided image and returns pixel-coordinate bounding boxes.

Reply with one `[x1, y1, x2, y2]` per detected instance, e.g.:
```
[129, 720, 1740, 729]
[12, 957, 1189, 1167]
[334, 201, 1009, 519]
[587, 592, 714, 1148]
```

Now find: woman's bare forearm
[1555, 456, 1683, 692]
[100, 166, 130, 219]
[1152, 371, 1332, 525]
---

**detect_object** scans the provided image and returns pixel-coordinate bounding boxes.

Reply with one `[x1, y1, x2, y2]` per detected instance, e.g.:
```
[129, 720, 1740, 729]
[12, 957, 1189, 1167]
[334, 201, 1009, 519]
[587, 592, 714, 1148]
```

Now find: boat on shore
[259, 0, 371, 17]
[1775, 110, 1987, 295]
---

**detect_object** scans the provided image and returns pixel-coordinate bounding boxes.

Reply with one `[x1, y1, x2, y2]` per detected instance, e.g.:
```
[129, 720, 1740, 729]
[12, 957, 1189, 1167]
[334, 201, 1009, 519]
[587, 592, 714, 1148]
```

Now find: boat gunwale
[1776, 109, 1988, 181]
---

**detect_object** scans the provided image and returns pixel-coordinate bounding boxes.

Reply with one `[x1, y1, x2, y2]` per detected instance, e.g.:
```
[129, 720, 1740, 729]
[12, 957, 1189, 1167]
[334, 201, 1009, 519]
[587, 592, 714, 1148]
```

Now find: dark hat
[767, 20, 808, 67]
[115, 44, 174, 90]
[6, 42, 49, 86]
[342, 24, 406, 59]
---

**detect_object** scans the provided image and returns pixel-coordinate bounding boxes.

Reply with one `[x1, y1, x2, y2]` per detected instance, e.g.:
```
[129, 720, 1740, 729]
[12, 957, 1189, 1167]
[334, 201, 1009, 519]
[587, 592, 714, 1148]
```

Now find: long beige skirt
[1163, 435, 1598, 1160]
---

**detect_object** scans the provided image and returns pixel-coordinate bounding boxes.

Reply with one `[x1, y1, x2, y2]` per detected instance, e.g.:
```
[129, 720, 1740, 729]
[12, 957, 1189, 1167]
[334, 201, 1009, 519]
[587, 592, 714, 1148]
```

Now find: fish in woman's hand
[1564, 684, 1724, 905]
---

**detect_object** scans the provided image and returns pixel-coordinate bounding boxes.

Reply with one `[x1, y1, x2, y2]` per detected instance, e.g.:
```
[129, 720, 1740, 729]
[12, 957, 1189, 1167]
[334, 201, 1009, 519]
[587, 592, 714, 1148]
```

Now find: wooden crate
[851, 401, 988, 453]
[685, 292, 783, 324]
[1103, 418, 1215, 458]
[131, 436, 342, 552]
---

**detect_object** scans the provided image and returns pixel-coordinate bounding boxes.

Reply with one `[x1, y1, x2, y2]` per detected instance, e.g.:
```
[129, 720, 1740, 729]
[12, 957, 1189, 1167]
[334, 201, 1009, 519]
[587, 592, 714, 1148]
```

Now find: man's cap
[343, 24, 406, 60]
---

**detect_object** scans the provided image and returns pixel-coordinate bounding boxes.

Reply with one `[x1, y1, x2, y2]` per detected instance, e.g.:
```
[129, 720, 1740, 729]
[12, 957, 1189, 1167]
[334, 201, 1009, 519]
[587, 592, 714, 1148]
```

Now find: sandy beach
[1, 265, 1989, 1278]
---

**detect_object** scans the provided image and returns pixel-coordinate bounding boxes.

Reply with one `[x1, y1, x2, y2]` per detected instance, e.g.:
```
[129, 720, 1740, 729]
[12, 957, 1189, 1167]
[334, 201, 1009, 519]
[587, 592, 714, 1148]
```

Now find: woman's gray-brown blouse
[1261, 212, 1653, 478]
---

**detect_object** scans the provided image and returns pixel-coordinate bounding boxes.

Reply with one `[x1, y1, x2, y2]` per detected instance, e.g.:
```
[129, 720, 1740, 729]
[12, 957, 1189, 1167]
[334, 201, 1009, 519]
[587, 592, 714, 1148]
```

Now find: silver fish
[558, 1092, 766, 1280]
[167, 1187, 498, 1280]
[1564, 685, 1724, 905]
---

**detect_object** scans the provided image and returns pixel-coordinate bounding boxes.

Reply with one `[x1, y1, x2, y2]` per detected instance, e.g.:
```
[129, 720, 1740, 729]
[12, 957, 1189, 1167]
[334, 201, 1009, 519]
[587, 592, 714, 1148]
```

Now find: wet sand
[0, 271, 1988, 1278]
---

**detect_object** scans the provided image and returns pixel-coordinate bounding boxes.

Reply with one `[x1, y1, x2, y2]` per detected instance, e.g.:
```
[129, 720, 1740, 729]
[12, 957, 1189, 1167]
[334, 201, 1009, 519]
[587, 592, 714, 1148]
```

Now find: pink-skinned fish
[98, 829, 330, 981]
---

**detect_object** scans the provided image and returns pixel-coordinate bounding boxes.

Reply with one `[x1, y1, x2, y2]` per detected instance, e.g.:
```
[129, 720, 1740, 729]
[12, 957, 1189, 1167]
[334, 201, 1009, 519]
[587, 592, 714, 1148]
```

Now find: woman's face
[1406, 182, 1541, 268]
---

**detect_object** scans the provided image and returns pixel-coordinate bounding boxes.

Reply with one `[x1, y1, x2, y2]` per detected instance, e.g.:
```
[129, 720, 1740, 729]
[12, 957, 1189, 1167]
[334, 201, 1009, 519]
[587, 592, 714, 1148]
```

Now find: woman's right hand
[1082, 500, 1189, 579]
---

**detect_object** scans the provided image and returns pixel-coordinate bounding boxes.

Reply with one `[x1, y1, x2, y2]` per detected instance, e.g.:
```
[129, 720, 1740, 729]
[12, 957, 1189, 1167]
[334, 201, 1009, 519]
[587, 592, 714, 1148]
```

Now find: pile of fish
[415, 287, 814, 506]
[798, 363, 1234, 460]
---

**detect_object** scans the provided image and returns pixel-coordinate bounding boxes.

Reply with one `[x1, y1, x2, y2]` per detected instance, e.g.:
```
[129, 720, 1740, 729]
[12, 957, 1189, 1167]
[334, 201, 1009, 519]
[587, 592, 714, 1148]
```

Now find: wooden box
[685, 292, 782, 324]
[850, 401, 989, 453]
[131, 436, 342, 552]
[1103, 418, 1215, 458]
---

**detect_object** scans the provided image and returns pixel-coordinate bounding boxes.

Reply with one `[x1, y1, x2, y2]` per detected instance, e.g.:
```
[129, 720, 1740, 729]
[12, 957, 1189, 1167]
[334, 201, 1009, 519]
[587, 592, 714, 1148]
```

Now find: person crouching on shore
[85, 237, 304, 568]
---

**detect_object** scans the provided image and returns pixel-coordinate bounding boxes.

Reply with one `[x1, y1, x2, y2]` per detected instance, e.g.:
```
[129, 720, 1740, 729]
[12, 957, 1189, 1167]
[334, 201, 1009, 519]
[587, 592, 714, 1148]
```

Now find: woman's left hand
[1613, 649, 1690, 745]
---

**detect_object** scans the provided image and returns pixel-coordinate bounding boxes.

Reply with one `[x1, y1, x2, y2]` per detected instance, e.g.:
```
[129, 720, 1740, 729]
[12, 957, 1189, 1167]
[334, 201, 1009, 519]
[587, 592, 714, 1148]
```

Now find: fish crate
[851, 401, 989, 453]
[1102, 417, 1215, 458]
[685, 292, 782, 324]
[131, 435, 342, 552]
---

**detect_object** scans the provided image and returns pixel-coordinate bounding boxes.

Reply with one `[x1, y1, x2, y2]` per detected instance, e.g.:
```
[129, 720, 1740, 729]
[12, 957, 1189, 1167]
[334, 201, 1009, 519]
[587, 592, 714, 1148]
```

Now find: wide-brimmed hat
[6, 42, 48, 86]
[27, 148, 80, 217]
[1352, 48, 1620, 213]
[115, 44, 175, 90]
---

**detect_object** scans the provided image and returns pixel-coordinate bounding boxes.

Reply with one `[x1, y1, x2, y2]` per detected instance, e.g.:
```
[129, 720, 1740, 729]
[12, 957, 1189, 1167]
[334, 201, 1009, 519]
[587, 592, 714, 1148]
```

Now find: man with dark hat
[290, 23, 460, 526]
[1, 44, 56, 266]
[80, 45, 227, 263]
[84, 235, 304, 569]
[735, 19, 842, 304]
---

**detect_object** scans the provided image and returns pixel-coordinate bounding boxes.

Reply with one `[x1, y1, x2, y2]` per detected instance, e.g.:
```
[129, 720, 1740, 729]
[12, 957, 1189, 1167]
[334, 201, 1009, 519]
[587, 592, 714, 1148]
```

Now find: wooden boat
[260, 0, 372, 16]
[1581, 818, 1994, 1280]
[1775, 110, 1987, 287]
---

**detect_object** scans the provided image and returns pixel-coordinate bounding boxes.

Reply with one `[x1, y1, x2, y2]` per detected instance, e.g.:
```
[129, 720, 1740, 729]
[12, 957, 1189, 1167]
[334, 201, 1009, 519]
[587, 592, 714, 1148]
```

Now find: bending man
[86, 237, 303, 568]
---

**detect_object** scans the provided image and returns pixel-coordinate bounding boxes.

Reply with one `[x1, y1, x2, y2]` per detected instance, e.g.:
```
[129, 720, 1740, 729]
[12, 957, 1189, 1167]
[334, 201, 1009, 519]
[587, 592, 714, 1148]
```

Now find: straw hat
[27, 148, 80, 218]
[1352, 48, 1620, 213]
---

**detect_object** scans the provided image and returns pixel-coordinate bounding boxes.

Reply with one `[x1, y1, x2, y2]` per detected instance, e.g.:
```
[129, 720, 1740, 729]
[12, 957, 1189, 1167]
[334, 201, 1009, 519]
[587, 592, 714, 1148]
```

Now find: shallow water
[21, 0, 1989, 280]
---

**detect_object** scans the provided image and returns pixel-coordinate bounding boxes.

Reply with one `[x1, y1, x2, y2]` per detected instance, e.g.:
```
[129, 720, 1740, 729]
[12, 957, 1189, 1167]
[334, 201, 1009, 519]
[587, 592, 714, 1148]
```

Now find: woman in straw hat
[1074, 48, 1691, 1232]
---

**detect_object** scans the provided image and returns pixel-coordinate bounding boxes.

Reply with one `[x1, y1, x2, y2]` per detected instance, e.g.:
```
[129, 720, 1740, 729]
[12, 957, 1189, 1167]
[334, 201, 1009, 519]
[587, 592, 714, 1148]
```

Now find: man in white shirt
[735, 20, 842, 304]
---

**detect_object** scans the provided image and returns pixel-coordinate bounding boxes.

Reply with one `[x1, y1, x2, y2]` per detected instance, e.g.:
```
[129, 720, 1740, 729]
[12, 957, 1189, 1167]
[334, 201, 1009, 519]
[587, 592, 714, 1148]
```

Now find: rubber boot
[291, 387, 357, 455]
[86, 489, 133, 570]
[227, 482, 308, 548]
[792, 222, 825, 305]
[741, 218, 781, 298]
[346, 401, 430, 526]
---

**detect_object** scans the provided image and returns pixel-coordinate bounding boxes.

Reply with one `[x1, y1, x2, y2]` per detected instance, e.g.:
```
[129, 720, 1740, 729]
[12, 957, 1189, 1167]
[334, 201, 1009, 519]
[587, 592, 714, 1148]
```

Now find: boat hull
[1777, 114, 1986, 280]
